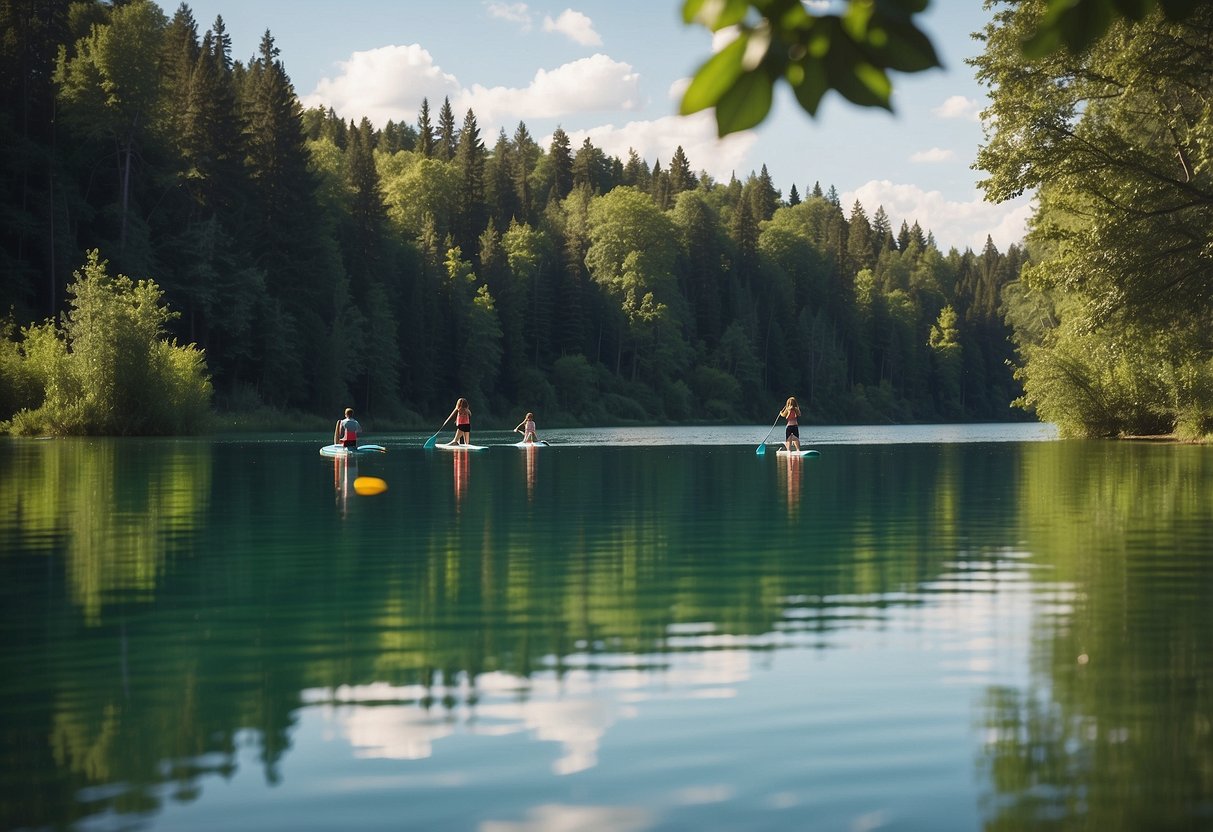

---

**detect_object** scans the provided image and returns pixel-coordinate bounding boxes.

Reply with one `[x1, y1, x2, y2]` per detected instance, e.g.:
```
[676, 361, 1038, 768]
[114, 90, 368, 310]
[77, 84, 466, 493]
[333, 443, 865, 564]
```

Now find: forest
[3, 0, 1029, 433]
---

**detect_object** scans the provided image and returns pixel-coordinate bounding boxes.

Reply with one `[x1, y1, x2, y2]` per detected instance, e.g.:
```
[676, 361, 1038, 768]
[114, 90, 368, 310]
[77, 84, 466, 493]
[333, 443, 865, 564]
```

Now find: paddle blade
[423, 433, 437, 449]
[755, 444, 766, 455]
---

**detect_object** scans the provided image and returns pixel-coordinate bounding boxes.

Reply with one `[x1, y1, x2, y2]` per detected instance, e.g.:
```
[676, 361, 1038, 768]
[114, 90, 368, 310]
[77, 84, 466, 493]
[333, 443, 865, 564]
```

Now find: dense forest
[0, 0, 1027, 432]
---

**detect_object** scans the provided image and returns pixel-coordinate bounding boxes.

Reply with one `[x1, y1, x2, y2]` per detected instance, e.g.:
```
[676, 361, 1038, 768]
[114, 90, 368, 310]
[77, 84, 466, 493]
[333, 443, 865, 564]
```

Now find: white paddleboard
[512, 441, 548, 447]
[320, 443, 385, 457]
[436, 442, 488, 451]
[776, 448, 819, 457]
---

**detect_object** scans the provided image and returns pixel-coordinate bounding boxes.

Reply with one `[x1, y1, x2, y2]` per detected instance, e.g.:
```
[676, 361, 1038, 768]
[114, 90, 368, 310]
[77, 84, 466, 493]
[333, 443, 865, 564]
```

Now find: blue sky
[155, 0, 1032, 252]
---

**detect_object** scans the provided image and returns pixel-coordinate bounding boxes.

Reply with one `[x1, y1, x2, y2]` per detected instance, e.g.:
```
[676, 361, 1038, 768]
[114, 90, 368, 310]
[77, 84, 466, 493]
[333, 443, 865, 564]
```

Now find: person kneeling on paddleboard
[335, 407, 361, 450]
[780, 396, 801, 452]
[514, 412, 539, 444]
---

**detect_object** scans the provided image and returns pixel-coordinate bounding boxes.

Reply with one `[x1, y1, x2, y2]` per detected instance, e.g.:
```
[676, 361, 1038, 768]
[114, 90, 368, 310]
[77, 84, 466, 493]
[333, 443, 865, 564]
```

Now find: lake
[3, 424, 1212, 831]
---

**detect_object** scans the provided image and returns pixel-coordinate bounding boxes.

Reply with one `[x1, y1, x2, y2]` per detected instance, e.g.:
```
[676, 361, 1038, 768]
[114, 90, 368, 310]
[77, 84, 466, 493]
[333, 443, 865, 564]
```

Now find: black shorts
[457, 424, 471, 436]
[785, 425, 799, 439]
[342, 439, 357, 448]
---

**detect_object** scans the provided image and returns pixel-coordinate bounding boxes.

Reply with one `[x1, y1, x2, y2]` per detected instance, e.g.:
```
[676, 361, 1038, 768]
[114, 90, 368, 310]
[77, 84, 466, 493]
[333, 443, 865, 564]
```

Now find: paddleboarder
[513, 411, 539, 444]
[334, 407, 361, 450]
[780, 396, 801, 452]
[444, 398, 472, 446]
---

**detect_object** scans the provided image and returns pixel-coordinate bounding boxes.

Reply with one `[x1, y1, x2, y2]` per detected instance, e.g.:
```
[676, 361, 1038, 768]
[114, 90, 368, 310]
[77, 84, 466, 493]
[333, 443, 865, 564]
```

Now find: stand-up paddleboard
[512, 440, 549, 447]
[435, 442, 488, 451]
[776, 448, 820, 457]
[320, 443, 386, 457]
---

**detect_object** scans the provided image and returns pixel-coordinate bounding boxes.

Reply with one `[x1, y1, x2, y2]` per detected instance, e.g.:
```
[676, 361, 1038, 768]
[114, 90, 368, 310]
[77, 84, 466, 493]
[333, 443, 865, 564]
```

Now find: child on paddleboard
[445, 398, 471, 445]
[334, 407, 361, 449]
[780, 396, 801, 452]
[513, 412, 539, 444]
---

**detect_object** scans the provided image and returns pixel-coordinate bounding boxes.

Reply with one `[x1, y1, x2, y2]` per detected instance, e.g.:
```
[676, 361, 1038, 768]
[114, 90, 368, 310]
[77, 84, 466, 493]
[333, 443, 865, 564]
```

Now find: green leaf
[714, 70, 774, 135]
[789, 58, 828, 116]
[683, 0, 750, 29]
[825, 35, 892, 109]
[681, 35, 747, 114]
[867, 19, 942, 73]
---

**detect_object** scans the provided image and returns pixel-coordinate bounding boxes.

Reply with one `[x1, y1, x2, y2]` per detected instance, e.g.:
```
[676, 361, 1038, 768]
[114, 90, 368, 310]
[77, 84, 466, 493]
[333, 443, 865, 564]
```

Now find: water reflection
[524, 443, 537, 500]
[333, 454, 358, 517]
[3, 436, 1213, 831]
[974, 441, 1213, 831]
[452, 450, 469, 508]
[780, 454, 803, 518]
[0, 439, 210, 624]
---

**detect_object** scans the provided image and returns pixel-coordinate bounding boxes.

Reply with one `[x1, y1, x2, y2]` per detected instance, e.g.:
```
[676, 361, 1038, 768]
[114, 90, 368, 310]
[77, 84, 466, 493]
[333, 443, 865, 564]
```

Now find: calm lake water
[3, 424, 1212, 831]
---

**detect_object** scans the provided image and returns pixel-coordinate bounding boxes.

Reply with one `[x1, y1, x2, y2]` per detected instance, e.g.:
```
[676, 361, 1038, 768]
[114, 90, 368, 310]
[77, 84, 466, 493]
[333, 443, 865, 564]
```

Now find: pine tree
[547, 126, 573, 204]
[847, 201, 874, 273]
[416, 97, 435, 158]
[511, 121, 539, 224]
[752, 164, 779, 220]
[871, 206, 894, 255]
[344, 117, 387, 305]
[486, 127, 519, 230]
[623, 148, 650, 190]
[161, 4, 201, 148]
[787, 183, 801, 206]
[896, 220, 911, 252]
[210, 14, 232, 70]
[436, 96, 457, 161]
[454, 107, 487, 261]
[572, 137, 607, 193]
[667, 145, 693, 198]
[240, 29, 332, 405]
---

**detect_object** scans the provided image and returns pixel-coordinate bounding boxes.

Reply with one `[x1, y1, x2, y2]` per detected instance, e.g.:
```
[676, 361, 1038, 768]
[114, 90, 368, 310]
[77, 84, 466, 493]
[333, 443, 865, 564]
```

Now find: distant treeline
[0, 0, 1027, 429]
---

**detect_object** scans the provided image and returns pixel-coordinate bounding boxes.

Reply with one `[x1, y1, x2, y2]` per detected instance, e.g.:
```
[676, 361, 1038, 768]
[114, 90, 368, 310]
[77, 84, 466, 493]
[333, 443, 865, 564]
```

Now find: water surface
[3, 425, 1211, 831]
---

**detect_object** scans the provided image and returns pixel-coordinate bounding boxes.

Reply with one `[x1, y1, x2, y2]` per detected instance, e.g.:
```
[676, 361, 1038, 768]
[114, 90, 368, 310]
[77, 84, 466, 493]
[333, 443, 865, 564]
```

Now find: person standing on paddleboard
[780, 396, 801, 452]
[445, 398, 472, 445]
[513, 412, 539, 444]
[335, 407, 361, 450]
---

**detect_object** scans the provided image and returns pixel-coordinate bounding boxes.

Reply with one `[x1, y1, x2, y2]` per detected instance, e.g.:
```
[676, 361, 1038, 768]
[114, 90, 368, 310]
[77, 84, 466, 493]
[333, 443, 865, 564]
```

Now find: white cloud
[556, 111, 758, 182]
[461, 54, 641, 123]
[910, 147, 954, 163]
[486, 2, 532, 29]
[304, 48, 638, 128]
[933, 95, 981, 121]
[843, 179, 1034, 251]
[301, 44, 460, 126]
[543, 9, 602, 46]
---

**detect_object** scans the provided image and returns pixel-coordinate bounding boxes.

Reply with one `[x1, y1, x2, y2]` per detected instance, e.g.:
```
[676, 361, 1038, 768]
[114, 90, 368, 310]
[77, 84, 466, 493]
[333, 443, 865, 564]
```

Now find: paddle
[755, 415, 780, 456]
[423, 414, 452, 449]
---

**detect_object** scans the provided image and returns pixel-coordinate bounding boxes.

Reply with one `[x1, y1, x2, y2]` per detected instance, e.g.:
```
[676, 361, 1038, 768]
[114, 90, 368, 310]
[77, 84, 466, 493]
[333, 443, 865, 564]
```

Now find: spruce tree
[487, 127, 519, 230]
[436, 96, 457, 161]
[547, 126, 573, 204]
[623, 148, 650, 190]
[416, 97, 434, 158]
[667, 145, 694, 198]
[511, 121, 539, 224]
[454, 107, 487, 260]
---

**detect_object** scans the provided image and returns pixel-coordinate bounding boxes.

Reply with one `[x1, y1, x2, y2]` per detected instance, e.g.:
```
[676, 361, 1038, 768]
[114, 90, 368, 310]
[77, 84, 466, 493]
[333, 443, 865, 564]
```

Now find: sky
[153, 0, 1034, 253]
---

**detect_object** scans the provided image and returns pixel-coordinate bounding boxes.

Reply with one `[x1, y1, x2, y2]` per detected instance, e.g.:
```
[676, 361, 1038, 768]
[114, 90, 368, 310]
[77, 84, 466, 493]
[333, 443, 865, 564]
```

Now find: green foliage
[0, 318, 41, 420]
[928, 304, 962, 418]
[681, 0, 940, 135]
[6, 251, 212, 436]
[682, 0, 1198, 136]
[979, 4, 1213, 436]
